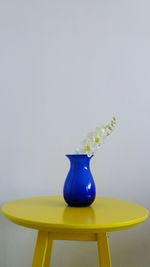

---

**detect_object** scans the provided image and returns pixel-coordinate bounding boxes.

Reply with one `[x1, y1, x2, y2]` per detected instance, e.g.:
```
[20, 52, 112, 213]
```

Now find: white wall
[0, 0, 150, 266]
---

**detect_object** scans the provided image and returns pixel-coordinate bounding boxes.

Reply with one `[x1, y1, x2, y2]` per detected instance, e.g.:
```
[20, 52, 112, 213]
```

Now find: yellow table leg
[97, 232, 112, 267]
[32, 231, 53, 267]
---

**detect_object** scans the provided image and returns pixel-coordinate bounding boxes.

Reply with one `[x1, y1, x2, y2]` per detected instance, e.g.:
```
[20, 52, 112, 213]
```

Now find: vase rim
[65, 154, 93, 158]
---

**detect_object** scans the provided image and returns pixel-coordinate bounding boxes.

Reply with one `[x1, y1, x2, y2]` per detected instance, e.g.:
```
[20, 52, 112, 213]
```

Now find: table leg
[32, 231, 53, 267]
[97, 232, 112, 267]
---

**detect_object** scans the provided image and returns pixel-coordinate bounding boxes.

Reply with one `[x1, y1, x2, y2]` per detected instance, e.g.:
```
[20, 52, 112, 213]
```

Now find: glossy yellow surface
[2, 196, 149, 232]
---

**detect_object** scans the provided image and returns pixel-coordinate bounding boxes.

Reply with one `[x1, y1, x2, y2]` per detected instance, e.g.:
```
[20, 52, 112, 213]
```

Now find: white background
[0, 0, 150, 266]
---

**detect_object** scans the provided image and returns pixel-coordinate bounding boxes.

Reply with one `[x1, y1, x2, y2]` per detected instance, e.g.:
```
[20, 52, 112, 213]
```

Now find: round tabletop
[1, 196, 149, 232]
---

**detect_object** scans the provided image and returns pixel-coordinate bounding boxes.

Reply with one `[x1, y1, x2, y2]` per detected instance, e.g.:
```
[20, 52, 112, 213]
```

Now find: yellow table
[1, 196, 149, 267]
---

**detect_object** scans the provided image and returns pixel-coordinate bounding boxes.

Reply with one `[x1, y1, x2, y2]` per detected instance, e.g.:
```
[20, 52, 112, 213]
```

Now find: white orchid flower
[75, 117, 116, 156]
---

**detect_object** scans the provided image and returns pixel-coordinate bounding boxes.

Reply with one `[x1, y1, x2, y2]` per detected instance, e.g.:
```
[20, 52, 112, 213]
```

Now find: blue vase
[63, 154, 96, 207]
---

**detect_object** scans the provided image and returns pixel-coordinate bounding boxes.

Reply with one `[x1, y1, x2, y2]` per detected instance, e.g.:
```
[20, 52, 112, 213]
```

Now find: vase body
[63, 154, 96, 207]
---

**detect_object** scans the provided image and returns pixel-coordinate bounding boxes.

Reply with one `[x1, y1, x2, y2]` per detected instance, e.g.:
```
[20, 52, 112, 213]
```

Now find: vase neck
[66, 154, 93, 168]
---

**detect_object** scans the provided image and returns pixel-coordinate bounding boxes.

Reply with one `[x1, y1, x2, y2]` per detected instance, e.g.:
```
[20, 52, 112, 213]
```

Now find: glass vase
[63, 154, 96, 207]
